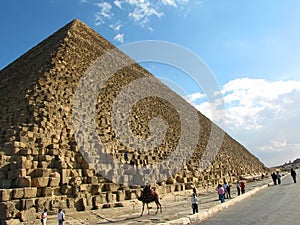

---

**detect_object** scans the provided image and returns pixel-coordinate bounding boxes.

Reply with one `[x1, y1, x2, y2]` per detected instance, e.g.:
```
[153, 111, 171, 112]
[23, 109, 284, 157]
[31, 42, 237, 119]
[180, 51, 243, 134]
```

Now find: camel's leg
[155, 199, 162, 213]
[140, 203, 145, 216]
[147, 203, 150, 215]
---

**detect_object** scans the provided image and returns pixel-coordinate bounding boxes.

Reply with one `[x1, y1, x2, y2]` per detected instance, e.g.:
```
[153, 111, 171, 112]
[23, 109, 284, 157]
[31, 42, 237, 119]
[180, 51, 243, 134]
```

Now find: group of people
[271, 168, 297, 185]
[191, 180, 246, 213]
[271, 171, 282, 185]
[216, 180, 245, 203]
[41, 208, 65, 225]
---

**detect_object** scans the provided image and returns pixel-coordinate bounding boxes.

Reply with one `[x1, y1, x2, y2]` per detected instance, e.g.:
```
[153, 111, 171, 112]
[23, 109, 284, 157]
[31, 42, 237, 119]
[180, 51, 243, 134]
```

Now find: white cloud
[114, 0, 123, 9]
[161, 0, 178, 7]
[113, 33, 124, 43]
[95, 2, 113, 26]
[109, 22, 122, 31]
[127, 0, 164, 28]
[188, 78, 300, 166]
[85, 0, 195, 42]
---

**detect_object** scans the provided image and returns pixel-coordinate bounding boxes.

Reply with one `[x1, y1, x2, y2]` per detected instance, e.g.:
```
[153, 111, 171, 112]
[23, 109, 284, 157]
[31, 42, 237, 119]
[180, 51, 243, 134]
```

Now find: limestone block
[16, 177, 31, 188]
[21, 199, 34, 210]
[67, 198, 75, 208]
[21, 160, 32, 170]
[83, 169, 94, 177]
[91, 184, 102, 195]
[115, 190, 125, 202]
[49, 177, 60, 187]
[39, 161, 48, 169]
[35, 198, 46, 213]
[75, 198, 86, 211]
[79, 184, 89, 192]
[166, 177, 176, 185]
[0, 201, 17, 220]
[0, 219, 20, 225]
[42, 187, 54, 197]
[12, 189, 24, 199]
[0, 189, 12, 201]
[86, 176, 97, 185]
[23, 187, 37, 198]
[16, 169, 27, 178]
[60, 185, 72, 195]
[102, 183, 120, 192]
[19, 207, 36, 222]
[0, 179, 12, 189]
[31, 177, 49, 187]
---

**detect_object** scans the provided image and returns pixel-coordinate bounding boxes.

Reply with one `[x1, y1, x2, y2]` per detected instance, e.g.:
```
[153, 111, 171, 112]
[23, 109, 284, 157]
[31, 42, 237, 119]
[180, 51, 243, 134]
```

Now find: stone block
[0, 219, 20, 225]
[23, 187, 37, 198]
[0, 201, 17, 220]
[48, 177, 60, 187]
[31, 177, 49, 187]
[41, 187, 54, 197]
[102, 183, 120, 192]
[0, 189, 12, 201]
[21, 199, 34, 210]
[0, 179, 12, 189]
[75, 198, 86, 211]
[12, 189, 24, 199]
[115, 190, 125, 202]
[16, 177, 31, 188]
[19, 207, 36, 222]
[91, 184, 102, 195]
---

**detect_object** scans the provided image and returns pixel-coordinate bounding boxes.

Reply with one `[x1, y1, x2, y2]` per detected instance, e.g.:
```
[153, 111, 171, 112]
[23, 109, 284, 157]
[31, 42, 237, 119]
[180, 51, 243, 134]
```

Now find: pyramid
[0, 19, 266, 222]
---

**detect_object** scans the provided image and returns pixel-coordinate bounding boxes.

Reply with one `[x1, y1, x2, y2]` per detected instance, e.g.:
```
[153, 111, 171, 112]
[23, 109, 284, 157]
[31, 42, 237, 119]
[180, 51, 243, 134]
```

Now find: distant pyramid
[0, 19, 265, 222]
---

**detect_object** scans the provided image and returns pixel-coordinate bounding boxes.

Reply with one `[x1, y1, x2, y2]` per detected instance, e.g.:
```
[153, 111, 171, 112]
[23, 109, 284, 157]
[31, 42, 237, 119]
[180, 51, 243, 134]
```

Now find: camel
[137, 188, 162, 216]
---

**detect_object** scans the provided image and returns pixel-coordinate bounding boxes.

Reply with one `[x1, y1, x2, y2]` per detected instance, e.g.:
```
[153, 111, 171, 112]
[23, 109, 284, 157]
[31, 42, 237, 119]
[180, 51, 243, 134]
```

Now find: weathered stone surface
[23, 188, 37, 199]
[12, 189, 24, 199]
[31, 177, 49, 187]
[18, 207, 36, 222]
[0, 189, 12, 202]
[0, 202, 17, 220]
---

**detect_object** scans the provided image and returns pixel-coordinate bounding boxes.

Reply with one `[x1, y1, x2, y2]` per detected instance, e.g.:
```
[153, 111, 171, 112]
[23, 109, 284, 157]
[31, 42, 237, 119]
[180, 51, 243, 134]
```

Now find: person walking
[271, 172, 277, 185]
[236, 181, 241, 196]
[276, 171, 281, 185]
[191, 192, 199, 214]
[223, 182, 229, 199]
[41, 208, 47, 225]
[291, 168, 297, 183]
[216, 184, 225, 203]
[240, 181, 246, 194]
[57, 208, 65, 225]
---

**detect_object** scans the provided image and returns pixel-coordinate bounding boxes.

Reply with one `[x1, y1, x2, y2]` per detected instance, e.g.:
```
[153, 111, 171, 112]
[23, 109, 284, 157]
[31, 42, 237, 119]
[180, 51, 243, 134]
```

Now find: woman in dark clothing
[291, 168, 297, 183]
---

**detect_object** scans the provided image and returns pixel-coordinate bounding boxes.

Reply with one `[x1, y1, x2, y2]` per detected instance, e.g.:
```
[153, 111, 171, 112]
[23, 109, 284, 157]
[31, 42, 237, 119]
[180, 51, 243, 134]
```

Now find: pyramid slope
[0, 19, 265, 220]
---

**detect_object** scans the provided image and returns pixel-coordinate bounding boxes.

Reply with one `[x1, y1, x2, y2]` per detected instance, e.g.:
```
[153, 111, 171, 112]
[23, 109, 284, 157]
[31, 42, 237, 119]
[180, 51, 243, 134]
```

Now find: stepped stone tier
[0, 19, 266, 223]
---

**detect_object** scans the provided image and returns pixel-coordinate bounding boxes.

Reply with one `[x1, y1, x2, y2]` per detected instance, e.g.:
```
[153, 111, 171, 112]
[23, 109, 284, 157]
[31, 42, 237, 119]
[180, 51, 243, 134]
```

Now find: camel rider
[143, 182, 151, 195]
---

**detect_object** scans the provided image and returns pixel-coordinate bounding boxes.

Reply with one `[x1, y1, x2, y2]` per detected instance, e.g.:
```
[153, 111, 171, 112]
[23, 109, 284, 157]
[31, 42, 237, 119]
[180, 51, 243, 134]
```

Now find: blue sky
[1, 0, 300, 166]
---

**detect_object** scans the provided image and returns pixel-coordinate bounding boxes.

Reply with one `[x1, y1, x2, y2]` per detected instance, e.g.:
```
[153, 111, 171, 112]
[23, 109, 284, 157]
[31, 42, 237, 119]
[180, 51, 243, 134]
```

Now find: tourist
[240, 181, 246, 194]
[191, 192, 199, 214]
[41, 208, 47, 225]
[216, 184, 225, 203]
[291, 168, 297, 183]
[223, 182, 228, 199]
[271, 172, 277, 185]
[57, 208, 65, 225]
[236, 181, 241, 196]
[124, 151, 129, 162]
[276, 171, 281, 185]
[226, 183, 231, 199]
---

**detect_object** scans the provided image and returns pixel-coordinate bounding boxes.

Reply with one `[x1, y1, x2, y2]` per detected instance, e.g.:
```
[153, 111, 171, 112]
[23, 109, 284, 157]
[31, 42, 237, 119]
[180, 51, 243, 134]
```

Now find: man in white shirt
[191, 192, 199, 214]
[57, 208, 65, 225]
[41, 208, 47, 225]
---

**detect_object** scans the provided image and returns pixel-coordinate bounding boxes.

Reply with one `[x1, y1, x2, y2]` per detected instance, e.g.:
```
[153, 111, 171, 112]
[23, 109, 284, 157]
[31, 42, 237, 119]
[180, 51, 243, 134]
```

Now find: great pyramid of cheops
[0, 19, 266, 222]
